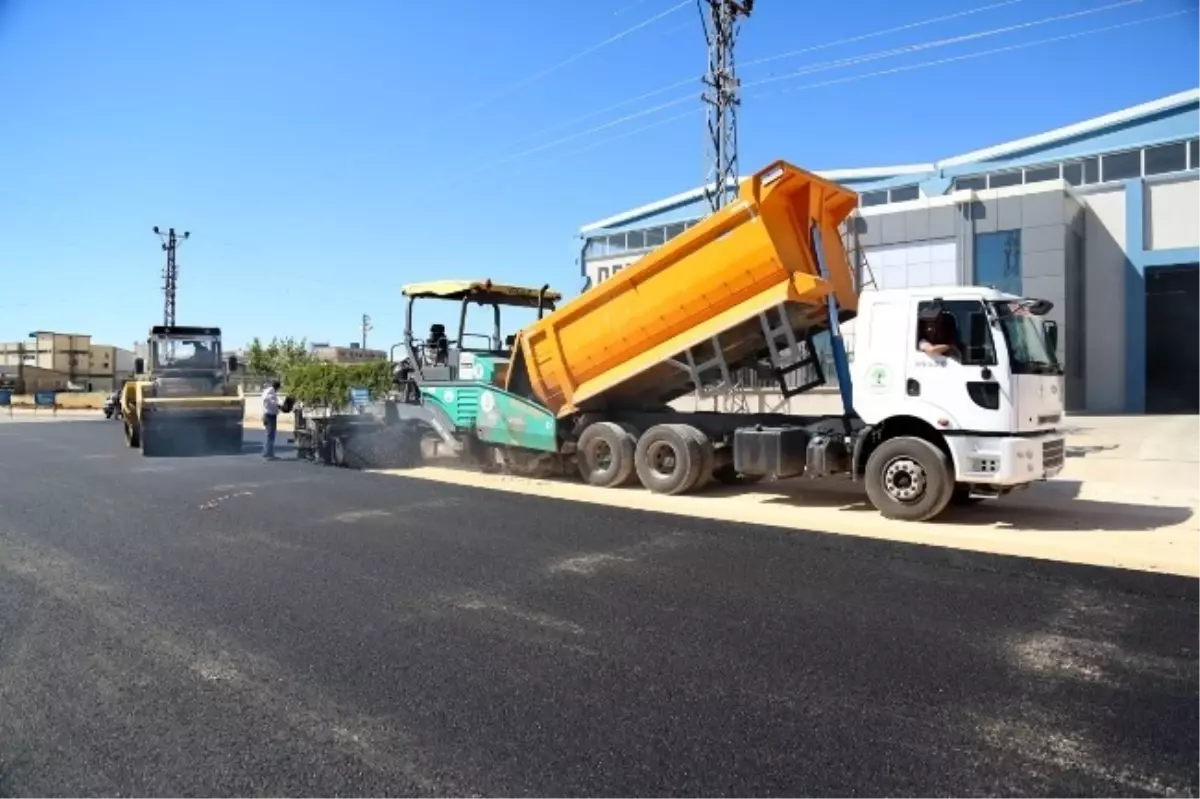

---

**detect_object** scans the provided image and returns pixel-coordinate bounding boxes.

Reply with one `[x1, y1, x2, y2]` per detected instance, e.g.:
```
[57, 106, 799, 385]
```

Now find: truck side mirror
[134, 357, 145, 375]
[228, 355, 239, 372]
[1043, 320, 1059, 354]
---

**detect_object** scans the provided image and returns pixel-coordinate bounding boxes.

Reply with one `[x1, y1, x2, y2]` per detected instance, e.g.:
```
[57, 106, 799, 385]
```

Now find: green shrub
[282, 361, 394, 411]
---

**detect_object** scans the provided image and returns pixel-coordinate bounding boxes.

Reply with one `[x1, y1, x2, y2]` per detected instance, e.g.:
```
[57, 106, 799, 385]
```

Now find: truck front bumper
[947, 433, 1065, 486]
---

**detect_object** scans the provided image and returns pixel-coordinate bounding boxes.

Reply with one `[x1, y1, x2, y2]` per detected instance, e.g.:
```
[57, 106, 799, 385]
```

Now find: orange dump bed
[507, 160, 859, 418]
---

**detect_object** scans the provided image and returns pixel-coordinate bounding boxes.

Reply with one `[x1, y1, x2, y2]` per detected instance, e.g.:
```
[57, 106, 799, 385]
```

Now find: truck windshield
[990, 302, 1061, 375]
[153, 337, 220, 370]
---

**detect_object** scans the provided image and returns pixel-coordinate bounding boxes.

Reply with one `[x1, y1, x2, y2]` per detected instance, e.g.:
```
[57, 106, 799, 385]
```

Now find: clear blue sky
[0, 0, 1196, 352]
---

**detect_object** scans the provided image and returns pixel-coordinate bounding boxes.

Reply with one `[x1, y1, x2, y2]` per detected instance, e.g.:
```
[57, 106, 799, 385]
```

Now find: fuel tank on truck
[506, 160, 860, 418]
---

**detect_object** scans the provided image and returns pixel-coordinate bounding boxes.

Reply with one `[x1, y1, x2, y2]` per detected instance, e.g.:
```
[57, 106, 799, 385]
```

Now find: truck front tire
[577, 422, 637, 487]
[864, 436, 954, 522]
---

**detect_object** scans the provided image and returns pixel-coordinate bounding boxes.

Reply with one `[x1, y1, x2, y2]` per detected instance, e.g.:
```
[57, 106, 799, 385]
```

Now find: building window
[626, 229, 645, 250]
[954, 176, 986, 191]
[890, 185, 919, 203]
[974, 230, 1022, 296]
[1144, 141, 1188, 176]
[645, 227, 665, 247]
[665, 222, 686, 240]
[1190, 139, 1199, 170]
[606, 233, 625, 253]
[1101, 150, 1141, 181]
[988, 171, 1023, 189]
[597, 267, 610, 283]
[1082, 157, 1100, 184]
[1062, 162, 1083, 186]
[1025, 165, 1060, 184]
[860, 190, 888, 207]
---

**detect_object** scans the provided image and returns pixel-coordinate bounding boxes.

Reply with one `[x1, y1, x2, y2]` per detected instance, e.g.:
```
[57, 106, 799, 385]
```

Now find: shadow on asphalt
[754, 479, 1195, 533]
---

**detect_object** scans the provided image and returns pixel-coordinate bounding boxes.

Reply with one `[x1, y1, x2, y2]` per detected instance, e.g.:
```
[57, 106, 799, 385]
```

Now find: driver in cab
[918, 314, 962, 362]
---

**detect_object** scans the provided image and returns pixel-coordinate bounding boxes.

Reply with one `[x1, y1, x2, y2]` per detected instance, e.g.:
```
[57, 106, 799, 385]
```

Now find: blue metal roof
[581, 88, 1200, 236]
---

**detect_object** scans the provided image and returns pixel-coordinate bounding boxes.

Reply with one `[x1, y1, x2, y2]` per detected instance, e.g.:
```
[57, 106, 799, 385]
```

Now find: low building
[577, 89, 1200, 414]
[0, 331, 136, 392]
[311, 343, 387, 364]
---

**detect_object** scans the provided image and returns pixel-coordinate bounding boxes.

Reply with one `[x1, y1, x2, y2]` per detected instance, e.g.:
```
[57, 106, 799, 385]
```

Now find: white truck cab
[848, 285, 1066, 518]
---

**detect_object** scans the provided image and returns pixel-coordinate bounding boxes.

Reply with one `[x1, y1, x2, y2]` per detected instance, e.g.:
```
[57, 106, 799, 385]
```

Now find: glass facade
[974, 230, 1022, 296]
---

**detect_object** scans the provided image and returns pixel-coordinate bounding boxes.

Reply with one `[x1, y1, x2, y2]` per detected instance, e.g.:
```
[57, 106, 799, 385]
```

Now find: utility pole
[361, 314, 373, 349]
[699, 0, 753, 213]
[153, 226, 190, 327]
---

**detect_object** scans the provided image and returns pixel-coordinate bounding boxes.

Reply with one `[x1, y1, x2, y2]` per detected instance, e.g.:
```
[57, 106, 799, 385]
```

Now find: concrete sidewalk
[376, 414, 1200, 578]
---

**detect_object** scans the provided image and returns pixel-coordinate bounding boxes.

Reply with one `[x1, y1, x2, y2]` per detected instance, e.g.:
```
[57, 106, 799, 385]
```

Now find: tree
[244, 336, 314, 376]
[281, 361, 394, 411]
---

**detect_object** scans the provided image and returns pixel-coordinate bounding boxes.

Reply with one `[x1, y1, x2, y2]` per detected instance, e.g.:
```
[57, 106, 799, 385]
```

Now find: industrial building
[0, 331, 136, 393]
[578, 89, 1200, 415]
[310, 342, 388, 364]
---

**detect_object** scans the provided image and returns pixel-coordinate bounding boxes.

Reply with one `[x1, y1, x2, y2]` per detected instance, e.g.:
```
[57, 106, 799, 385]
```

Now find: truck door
[906, 298, 1012, 431]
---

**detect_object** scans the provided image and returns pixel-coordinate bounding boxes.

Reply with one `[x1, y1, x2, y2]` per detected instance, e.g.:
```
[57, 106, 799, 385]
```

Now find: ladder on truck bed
[670, 221, 861, 417]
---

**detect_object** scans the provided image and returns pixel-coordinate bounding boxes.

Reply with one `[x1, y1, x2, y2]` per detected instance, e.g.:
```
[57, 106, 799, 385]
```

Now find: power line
[419, 0, 691, 135]
[475, 0, 1160, 173]
[480, 94, 698, 170]
[477, 0, 1152, 171]
[743, 0, 1151, 91]
[464, 8, 1185, 178]
[739, 0, 1026, 70]
[750, 9, 1192, 100]
[565, 108, 702, 158]
[493, 0, 1026, 152]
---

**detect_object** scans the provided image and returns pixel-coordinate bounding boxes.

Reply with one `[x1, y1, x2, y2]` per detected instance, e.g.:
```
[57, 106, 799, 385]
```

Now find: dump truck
[331, 159, 1066, 521]
[122, 325, 246, 456]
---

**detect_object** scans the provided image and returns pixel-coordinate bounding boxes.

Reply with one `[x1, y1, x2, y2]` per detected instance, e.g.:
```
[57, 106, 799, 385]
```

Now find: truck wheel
[124, 420, 140, 448]
[577, 421, 636, 487]
[634, 424, 703, 496]
[678, 425, 715, 491]
[864, 436, 954, 522]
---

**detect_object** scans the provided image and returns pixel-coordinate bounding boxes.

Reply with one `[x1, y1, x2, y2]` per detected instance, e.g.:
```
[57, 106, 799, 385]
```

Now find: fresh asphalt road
[0, 419, 1196, 797]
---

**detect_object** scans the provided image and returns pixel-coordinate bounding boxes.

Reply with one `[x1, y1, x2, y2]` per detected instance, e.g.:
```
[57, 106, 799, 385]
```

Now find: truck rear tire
[634, 424, 704, 496]
[124, 420, 140, 448]
[864, 436, 954, 522]
[679, 425, 715, 491]
[577, 421, 636, 487]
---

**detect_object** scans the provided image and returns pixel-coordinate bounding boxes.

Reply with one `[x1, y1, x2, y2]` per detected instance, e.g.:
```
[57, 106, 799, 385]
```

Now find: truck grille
[1042, 438, 1065, 472]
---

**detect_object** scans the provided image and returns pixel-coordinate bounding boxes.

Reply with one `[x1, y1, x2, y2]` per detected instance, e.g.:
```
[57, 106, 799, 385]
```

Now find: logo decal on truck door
[866, 364, 890, 392]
